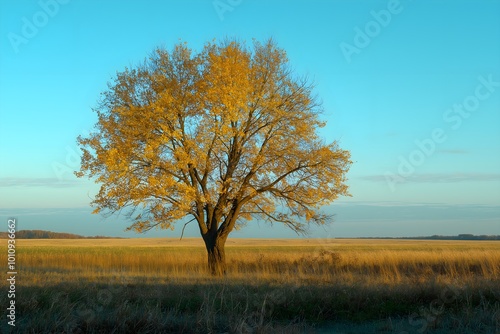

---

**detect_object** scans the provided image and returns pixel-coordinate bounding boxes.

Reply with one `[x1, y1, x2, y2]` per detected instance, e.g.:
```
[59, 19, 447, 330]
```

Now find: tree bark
[203, 234, 227, 276]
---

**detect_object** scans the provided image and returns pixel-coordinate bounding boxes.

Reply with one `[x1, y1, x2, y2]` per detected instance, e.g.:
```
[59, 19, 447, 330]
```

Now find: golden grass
[1, 238, 499, 333]
[4, 238, 499, 287]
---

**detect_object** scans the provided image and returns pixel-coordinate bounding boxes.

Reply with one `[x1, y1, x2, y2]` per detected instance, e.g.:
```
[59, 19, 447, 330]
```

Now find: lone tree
[76, 39, 351, 276]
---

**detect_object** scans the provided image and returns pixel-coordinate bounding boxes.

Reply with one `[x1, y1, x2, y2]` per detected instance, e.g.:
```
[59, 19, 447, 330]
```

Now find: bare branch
[180, 217, 196, 240]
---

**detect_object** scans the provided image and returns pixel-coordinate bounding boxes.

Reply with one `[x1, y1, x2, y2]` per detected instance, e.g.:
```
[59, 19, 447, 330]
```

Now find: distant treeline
[354, 234, 500, 240]
[0, 230, 123, 239]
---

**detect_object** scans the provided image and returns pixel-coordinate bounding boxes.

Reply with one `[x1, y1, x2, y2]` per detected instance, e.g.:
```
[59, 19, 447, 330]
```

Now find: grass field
[1, 238, 499, 333]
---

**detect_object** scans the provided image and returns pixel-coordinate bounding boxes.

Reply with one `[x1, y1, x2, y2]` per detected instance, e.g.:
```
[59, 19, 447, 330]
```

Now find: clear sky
[1, 0, 499, 238]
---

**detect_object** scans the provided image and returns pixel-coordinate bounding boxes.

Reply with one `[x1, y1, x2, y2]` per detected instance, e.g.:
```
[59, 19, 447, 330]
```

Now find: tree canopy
[77, 39, 351, 274]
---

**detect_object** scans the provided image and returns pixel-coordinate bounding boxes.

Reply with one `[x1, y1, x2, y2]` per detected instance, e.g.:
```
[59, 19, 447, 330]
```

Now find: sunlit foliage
[77, 39, 351, 274]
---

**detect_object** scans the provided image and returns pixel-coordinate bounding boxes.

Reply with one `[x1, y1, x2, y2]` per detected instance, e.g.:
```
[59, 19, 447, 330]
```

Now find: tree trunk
[204, 234, 227, 276]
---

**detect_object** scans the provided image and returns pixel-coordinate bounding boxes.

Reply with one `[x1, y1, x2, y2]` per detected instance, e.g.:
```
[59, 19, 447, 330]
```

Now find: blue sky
[1, 0, 499, 238]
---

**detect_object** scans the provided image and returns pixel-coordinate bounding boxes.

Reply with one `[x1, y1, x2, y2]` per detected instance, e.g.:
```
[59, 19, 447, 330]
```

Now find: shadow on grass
[1, 279, 499, 333]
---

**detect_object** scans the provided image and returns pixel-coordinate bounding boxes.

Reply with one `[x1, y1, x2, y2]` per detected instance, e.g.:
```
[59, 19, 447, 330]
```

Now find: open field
[1, 238, 499, 333]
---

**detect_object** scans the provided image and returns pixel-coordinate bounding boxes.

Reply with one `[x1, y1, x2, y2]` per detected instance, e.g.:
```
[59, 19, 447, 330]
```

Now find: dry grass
[1, 238, 499, 333]
[11, 238, 500, 285]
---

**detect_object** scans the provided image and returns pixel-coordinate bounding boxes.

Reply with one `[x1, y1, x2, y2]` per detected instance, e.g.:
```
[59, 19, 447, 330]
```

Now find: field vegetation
[1, 239, 499, 333]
